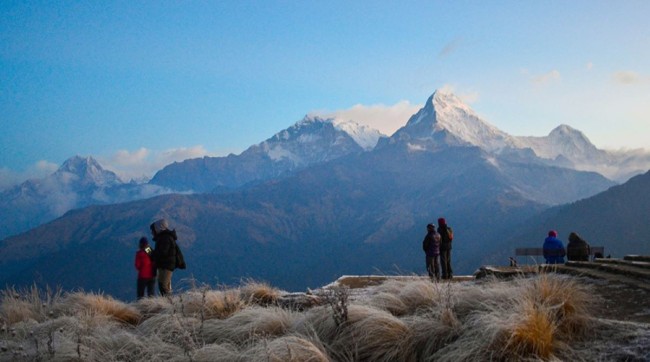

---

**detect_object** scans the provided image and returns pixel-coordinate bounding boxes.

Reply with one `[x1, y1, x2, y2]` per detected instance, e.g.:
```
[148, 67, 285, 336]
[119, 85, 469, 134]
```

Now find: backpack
[446, 226, 454, 241]
[175, 242, 186, 270]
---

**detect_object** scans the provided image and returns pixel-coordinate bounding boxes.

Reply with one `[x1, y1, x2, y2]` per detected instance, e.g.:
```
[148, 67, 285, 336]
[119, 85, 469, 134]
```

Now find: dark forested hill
[490, 169, 650, 264]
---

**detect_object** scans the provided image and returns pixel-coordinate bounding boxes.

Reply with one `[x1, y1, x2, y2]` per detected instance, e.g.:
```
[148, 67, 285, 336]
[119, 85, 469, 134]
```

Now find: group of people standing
[420, 218, 594, 281]
[134, 218, 180, 299]
[422, 217, 454, 280]
[543, 230, 592, 264]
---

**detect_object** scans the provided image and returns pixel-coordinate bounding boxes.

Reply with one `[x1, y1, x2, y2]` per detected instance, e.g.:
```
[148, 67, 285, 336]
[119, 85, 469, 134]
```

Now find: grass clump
[0, 273, 606, 361]
[0, 285, 61, 325]
[56, 292, 141, 325]
[239, 280, 282, 306]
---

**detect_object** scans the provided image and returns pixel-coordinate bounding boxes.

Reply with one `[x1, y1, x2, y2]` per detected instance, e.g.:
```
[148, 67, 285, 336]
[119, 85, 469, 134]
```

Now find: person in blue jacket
[543, 230, 566, 264]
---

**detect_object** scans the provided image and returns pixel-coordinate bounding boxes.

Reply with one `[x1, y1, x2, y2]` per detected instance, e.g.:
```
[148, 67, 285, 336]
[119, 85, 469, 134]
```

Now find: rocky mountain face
[0, 156, 171, 239]
[149, 116, 383, 193]
[0, 91, 619, 300]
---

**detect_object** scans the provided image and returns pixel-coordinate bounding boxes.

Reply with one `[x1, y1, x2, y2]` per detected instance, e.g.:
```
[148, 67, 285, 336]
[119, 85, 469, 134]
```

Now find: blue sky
[1, 1, 649, 187]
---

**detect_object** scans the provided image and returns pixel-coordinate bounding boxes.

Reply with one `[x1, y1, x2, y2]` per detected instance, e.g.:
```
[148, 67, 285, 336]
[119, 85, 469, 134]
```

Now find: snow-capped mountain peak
[56, 156, 122, 187]
[514, 124, 601, 161]
[274, 115, 382, 151]
[391, 90, 513, 152]
[548, 124, 592, 145]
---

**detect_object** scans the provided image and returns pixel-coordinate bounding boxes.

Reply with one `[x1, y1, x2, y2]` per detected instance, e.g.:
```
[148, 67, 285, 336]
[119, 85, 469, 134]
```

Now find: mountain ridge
[1, 89, 647, 242]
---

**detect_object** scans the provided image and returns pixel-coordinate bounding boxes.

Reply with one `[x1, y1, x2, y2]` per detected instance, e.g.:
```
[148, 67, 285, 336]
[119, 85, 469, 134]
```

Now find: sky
[1, 0, 649, 188]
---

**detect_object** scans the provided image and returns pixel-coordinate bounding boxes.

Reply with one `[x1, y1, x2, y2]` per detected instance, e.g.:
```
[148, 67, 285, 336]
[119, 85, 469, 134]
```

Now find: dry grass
[243, 335, 330, 362]
[239, 280, 283, 306]
[55, 292, 141, 325]
[0, 285, 62, 325]
[505, 299, 557, 359]
[331, 305, 414, 361]
[179, 289, 245, 320]
[0, 273, 614, 361]
[520, 273, 594, 338]
[201, 306, 296, 345]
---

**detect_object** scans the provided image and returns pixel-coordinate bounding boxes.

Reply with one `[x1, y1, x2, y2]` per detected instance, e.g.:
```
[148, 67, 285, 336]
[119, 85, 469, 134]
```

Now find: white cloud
[0, 161, 58, 190]
[100, 145, 211, 182]
[1, 145, 224, 190]
[311, 101, 421, 136]
[530, 70, 561, 85]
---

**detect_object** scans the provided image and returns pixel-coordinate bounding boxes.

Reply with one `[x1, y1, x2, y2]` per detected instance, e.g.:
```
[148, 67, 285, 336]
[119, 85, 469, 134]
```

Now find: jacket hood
[151, 218, 170, 234]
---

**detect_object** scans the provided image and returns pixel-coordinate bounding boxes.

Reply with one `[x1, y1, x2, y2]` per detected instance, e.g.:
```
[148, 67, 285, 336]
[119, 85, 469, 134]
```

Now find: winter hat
[150, 218, 169, 234]
[139, 237, 149, 248]
[427, 223, 435, 230]
[548, 230, 557, 237]
[438, 218, 446, 226]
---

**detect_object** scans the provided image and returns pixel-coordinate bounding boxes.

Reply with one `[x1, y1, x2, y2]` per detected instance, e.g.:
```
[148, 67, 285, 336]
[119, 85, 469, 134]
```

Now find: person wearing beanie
[150, 218, 178, 296]
[134, 236, 156, 299]
[567, 232, 591, 261]
[543, 230, 566, 264]
[422, 224, 441, 280]
[437, 217, 454, 279]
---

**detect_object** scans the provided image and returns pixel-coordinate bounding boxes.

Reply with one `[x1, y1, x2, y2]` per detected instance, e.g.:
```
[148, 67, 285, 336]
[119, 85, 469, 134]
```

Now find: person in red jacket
[135, 237, 156, 299]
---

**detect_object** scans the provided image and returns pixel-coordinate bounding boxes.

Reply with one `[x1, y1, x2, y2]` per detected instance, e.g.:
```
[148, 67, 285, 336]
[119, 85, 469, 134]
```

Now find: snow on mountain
[0, 156, 171, 239]
[150, 116, 377, 192]
[54, 156, 123, 187]
[390, 90, 515, 152]
[387, 90, 650, 182]
[331, 118, 384, 150]
[247, 115, 367, 166]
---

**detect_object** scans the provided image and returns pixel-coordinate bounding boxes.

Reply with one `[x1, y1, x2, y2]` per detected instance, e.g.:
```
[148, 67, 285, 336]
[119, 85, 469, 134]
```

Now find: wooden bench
[513, 246, 605, 264]
[515, 246, 604, 256]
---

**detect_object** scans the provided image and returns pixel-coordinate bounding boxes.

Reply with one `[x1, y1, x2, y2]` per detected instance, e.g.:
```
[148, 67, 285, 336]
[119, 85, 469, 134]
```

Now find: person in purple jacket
[422, 223, 441, 280]
[543, 230, 566, 264]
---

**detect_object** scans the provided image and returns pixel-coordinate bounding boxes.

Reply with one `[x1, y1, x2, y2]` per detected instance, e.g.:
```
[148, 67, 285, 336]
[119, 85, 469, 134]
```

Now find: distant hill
[0, 145, 537, 299]
[490, 170, 650, 264]
[0, 90, 631, 300]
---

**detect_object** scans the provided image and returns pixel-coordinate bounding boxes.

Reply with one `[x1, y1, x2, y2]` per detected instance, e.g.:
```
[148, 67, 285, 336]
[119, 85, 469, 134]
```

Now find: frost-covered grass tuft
[0, 274, 629, 361]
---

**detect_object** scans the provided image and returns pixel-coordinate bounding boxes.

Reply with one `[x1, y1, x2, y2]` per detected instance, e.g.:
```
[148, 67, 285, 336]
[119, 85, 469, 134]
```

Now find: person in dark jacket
[150, 218, 178, 296]
[437, 217, 453, 280]
[567, 232, 591, 261]
[543, 230, 566, 264]
[134, 237, 156, 299]
[422, 224, 441, 280]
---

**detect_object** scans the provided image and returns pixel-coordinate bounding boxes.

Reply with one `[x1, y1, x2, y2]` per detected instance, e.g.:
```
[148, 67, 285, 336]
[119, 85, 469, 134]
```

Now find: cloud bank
[0, 161, 59, 190]
[100, 145, 212, 182]
[0, 146, 213, 190]
[311, 101, 421, 136]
